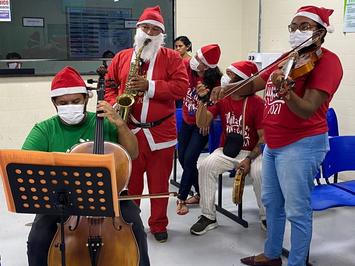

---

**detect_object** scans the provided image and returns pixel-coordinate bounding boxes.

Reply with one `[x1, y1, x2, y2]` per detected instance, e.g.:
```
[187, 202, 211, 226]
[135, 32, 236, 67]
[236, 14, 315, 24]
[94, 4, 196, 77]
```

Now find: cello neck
[93, 66, 107, 154]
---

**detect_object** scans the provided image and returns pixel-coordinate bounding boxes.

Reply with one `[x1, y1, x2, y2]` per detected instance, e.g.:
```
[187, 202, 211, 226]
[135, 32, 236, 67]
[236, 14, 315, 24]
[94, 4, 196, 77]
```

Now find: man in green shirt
[23, 66, 149, 266]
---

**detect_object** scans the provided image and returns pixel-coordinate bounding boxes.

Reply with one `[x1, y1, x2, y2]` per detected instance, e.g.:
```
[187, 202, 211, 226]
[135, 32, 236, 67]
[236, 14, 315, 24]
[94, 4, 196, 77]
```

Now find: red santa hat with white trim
[51, 66, 87, 98]
[227, 61, 258, 80]
[293, 5, 334, 33]
[197, 44, 221, 69]
[136, 6, 165, 33]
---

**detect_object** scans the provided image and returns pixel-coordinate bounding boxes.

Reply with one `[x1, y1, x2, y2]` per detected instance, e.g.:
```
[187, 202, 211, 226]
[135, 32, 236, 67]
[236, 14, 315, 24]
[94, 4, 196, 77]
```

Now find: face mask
[57, 104, 85, 125]
[289, 30, 313, 49]
[221, 74, 232, 87]
[8, 63, 18, 69]
[190, 56, 200, 71]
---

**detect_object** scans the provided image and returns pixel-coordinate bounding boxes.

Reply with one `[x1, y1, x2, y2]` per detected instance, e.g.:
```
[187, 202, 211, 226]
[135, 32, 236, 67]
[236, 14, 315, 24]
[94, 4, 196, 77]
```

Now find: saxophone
[117, 38, 151, 122]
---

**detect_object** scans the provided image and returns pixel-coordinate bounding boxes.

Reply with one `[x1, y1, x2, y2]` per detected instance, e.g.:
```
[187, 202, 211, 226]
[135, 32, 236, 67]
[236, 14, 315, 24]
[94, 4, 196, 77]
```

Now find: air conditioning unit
[248, 52, 282, 70]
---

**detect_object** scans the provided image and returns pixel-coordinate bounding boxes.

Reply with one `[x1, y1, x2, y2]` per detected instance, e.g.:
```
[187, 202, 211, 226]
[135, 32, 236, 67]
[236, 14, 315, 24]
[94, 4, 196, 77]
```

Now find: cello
[48, 66, 139, 266]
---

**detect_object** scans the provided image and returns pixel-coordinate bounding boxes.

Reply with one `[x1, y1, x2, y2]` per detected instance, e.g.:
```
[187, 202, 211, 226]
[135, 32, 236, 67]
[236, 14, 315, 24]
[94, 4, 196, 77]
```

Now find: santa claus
[104, 5, 189, 243]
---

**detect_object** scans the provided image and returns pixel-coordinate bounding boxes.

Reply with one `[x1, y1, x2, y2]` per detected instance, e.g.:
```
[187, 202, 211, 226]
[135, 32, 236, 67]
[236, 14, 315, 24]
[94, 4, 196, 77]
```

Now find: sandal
[185, 194, 200, 205]
[176, 200, 189, 215]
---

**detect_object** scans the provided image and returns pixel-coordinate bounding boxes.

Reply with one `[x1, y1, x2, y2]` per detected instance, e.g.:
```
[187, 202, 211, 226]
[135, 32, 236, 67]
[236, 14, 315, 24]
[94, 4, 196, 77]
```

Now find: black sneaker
[153, 231, 168, 243]
[261, 219, 267, 231]
[190, 215, 218, 235]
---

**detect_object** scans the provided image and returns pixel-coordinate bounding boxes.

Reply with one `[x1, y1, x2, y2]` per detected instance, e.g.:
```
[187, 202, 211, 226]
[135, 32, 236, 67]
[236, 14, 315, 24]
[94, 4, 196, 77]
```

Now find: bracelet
[245, 155, 253, 161]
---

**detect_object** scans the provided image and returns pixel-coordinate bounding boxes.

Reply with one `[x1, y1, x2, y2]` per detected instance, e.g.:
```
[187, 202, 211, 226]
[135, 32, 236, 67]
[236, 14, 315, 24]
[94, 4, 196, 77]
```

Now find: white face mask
[8, 63, 19, 69]
[189, 56, 200, 71]
[57, 104, 85, 125]
[289, 30, 313, 49]
[221, 74, 232, 87]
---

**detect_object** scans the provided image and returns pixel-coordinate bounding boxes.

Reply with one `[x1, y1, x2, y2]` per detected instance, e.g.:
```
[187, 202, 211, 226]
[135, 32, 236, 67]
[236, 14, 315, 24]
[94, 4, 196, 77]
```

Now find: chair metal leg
[170, 149, 180, 187]
[215, 174, 248, 228]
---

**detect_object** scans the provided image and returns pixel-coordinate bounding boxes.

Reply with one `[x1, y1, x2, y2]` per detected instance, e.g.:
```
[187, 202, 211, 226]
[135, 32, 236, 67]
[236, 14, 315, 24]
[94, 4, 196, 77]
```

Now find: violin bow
[222, 28, 325, 99]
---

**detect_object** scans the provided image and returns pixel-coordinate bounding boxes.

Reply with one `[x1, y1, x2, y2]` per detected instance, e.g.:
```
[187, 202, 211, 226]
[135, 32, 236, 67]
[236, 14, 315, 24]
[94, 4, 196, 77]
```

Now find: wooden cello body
[48, 67, 139, 266]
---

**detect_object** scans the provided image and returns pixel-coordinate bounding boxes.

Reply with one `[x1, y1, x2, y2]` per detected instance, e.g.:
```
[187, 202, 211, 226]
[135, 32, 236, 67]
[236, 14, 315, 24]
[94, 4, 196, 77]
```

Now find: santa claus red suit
[104, 6, 189, 239]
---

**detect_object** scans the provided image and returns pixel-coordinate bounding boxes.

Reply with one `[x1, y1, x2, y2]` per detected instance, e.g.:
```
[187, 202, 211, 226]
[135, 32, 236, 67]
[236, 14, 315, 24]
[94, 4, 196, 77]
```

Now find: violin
[48, 66, 139, 266]
[270, 43, 323, 99]
[283, 49, 322, 80]
[221, 28, 325, 99]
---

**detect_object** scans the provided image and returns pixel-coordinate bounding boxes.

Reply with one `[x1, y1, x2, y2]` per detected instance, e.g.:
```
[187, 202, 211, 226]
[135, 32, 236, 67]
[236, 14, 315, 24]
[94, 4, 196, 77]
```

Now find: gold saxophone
[117, 39, 151, 122]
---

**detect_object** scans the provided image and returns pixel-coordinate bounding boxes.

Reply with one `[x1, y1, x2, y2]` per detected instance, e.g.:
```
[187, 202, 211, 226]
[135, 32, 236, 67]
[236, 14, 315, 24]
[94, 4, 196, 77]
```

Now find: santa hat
[294, 6, 334, 33]
[136, 6, 165, 33]
[51, 66, 87, 98]
[197, 44, 221, 68]
[227, 61, 258, 80]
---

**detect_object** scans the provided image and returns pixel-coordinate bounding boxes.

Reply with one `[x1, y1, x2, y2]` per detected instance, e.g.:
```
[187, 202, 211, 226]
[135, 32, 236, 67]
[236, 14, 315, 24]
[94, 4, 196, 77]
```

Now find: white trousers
[198, 147, 265, 220]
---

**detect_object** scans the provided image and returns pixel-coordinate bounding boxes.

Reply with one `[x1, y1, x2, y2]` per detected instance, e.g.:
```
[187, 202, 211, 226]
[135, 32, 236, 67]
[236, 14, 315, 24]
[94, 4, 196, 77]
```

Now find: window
[0, 0, 174, 75]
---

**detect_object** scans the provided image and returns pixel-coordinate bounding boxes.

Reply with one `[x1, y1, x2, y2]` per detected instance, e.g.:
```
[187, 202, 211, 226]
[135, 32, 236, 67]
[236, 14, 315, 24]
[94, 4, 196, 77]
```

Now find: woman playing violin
[212, 6, 343, 266]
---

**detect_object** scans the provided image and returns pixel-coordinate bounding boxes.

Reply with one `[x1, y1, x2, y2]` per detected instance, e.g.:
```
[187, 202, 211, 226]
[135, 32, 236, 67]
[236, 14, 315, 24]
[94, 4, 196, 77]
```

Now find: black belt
[130, 112, 174, 128]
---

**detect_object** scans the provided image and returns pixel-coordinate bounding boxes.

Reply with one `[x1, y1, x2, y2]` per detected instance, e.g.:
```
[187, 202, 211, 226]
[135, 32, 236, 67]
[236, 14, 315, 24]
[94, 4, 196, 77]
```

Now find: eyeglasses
[288, 22, 318, 33]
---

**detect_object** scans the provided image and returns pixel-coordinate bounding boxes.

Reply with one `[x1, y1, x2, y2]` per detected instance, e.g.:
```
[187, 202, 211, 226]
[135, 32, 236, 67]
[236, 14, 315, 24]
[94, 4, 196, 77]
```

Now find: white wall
[176, 0, 253, 71]
[0, 0, 354, 149]
[0, 76, 97, 149]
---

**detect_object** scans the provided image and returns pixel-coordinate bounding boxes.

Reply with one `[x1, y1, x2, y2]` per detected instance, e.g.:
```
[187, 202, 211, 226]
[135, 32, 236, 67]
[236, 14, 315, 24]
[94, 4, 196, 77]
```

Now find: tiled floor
[1, 161, 355, 266]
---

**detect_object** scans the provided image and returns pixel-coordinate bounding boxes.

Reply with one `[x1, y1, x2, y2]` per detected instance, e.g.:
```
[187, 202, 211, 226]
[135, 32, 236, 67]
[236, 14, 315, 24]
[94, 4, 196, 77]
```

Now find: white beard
[134, 28, 165, 62]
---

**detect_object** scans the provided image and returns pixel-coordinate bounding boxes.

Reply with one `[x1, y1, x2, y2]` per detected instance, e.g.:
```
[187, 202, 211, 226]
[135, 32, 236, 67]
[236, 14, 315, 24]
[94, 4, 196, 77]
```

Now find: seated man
[190, 61, 266, 235]
[23, 66, 150, 266]
[102, 50, 115, 68]
[6, 52, 22, 69]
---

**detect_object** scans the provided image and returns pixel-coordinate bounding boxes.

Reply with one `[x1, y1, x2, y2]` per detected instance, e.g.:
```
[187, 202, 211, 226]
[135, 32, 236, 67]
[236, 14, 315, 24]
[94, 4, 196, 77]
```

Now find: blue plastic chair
[208, 117, 222, 153]
[172, 108, 183, 185]
[175, 108, 183, 134]
[326, 107, 339, 137]
[311, 136, 355, 211]
[322, 136, 355, 195]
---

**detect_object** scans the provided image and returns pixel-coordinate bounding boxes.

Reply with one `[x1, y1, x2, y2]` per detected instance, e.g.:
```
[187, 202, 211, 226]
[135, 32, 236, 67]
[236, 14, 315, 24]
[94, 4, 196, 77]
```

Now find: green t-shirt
[22, 112, 119, 152]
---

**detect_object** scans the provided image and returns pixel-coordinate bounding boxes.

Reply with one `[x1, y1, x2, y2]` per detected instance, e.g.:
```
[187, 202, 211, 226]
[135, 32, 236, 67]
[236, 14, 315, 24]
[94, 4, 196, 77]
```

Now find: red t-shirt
[182, 59, 203, 125]
[182, 59, 220, 125]
[208, 95, 264, 151]
[260, 48, 343, 148]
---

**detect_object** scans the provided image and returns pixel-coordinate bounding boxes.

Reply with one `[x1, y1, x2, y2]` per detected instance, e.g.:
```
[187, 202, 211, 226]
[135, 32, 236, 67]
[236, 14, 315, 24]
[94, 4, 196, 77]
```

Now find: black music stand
[0, 150, 119, 266]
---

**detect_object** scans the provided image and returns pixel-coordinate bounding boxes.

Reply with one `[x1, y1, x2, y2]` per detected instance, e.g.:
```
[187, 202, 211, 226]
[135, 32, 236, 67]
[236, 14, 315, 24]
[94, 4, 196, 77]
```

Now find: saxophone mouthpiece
[143, 39, 152, 46]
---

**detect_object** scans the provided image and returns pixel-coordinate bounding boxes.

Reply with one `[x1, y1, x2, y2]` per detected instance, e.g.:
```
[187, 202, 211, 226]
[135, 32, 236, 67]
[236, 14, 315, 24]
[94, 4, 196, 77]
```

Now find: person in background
[174, 36, 192, 108]
[23, 66, 150, 266]
[190, 60, 266, 235]
[104, 6, 189, 243]
[174, 36, 192, 61]
[176, 44, 222, 215]
[210, 6, 343, 266]
[102, 50, 115, 69]
[6, 52, 22, 69]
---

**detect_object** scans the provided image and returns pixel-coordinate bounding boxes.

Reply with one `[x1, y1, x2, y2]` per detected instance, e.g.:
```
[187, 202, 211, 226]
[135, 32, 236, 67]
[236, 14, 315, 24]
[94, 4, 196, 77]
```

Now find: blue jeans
[177, 120, 209, 200]
[262, 133, 329, 266]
